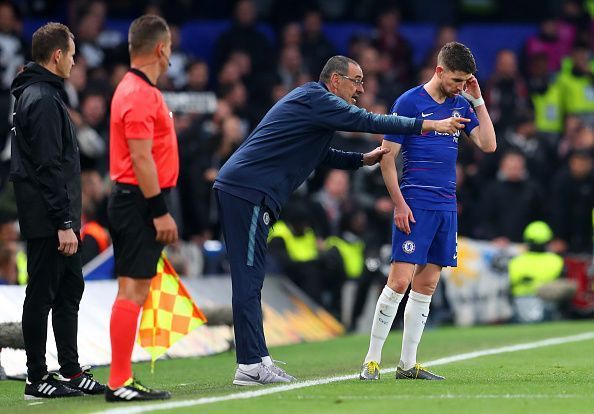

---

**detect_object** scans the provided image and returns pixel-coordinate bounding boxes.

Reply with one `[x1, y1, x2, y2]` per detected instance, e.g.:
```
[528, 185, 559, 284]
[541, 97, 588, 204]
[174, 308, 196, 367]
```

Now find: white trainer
[233, 363, 291, 386]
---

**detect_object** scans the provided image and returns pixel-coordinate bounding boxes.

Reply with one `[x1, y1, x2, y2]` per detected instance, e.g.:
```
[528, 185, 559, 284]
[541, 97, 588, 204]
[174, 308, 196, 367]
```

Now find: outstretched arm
[463, 75, 497, 153]
[313, 91, 470, 136]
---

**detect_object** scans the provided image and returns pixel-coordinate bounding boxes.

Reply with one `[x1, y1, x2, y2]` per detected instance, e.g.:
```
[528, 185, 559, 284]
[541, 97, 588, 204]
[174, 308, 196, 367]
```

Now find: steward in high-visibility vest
[557, 47, 594, 117]
[531, 77, 563, 134]
[508, 221, 564, 296]
[80, 220, 111, 265]
[81, 221, 110, 253]
[267, 220, 318, 262]
[326, 234, 365, 279]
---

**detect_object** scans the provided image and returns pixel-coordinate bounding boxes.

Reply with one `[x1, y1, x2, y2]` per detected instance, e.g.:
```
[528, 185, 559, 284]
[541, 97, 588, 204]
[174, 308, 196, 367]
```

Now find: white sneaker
[267, 360, 296, 381]
[233, 363, 291, 386]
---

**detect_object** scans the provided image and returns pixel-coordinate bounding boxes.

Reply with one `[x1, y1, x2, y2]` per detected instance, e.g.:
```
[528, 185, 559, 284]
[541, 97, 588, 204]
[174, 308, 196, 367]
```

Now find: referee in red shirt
[105, 15, 178, 402]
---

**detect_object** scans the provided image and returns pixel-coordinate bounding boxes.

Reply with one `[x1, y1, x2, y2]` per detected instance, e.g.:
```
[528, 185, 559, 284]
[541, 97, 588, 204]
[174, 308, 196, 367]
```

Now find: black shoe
[395, 364, 445, 380]
[105, 378, 171, 402]
[24, 373, 85, 400]
[57, 366, 106, 395]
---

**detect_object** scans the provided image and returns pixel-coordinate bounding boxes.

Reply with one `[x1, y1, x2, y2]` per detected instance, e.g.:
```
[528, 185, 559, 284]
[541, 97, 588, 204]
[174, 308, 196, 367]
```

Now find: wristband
[461, 91, 485, 107]
[58, 220, 72, 230]
[146, 193, 168, 218]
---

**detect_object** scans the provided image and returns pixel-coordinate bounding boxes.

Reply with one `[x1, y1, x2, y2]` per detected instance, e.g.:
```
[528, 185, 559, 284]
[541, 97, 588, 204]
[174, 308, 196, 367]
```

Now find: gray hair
[319, 55, 360, 83]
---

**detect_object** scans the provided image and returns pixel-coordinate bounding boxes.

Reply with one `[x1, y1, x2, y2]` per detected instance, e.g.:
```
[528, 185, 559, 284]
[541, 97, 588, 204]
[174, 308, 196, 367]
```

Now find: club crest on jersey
[402, 240, 415, 254]
[263, 211, 270, 226]
[451, 110, 462, 141]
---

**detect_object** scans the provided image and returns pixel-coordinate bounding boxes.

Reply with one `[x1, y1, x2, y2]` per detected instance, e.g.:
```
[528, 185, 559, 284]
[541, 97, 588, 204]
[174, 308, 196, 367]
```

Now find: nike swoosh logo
[379, 310, 392, 318]
[452, 107, 464, 110]
[243, 372, 260, 381]
[453, 254, 458, 259]
[421, 112, 433, 117]
[421, 313, 428, 317]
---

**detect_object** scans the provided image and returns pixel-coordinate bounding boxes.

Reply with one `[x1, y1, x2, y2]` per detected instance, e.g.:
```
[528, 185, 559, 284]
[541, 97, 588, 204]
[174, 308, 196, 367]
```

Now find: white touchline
[96, 331, 594, 414]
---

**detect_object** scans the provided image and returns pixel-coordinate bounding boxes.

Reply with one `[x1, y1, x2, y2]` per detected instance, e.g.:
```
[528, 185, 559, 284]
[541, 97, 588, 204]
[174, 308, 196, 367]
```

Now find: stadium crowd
[0, 0, 592, 324]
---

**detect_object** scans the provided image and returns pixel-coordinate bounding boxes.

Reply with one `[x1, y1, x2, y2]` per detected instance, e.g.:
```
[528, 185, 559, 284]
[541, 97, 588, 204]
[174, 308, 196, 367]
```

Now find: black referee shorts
[108, 183, 171, 279]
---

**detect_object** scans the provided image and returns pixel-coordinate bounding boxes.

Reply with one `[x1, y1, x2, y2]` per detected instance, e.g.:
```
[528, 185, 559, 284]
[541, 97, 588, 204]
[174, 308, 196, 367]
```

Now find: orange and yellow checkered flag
[138, 254, 207, 368]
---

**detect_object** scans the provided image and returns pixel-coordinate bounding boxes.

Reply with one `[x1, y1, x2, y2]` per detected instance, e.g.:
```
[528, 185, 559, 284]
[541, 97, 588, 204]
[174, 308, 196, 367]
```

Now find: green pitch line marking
[96, 331, 594, 414]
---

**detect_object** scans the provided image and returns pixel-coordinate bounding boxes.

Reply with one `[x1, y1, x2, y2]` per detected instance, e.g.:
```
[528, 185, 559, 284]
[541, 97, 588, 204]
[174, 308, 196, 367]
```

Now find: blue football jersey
[384, 85, 480, 211]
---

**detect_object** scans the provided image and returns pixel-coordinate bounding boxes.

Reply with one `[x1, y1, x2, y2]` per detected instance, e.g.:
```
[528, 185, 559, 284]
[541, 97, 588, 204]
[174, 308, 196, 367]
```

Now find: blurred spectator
[184, 59, 210, 92]
[64, 57, 87, 109]
[0, 1, 26, 91]
[280, 21, 301, 49]
[557, 116, 588, 159]
[508, 221, 568, 323]
[74, 6, 107, 70]
[80, 169, 110, 265]
[527, 52, 564, 143]
[213, 0, 273, 75]
[478, 150, 545, 244]
[301, 9, 335, 77]
[485, 49, 529, 134]
[557, 42, 594, 126]
[217, 59, 243, 91]
[179, 114, 243, 241]
[549, 149, 594, 254]
[372, 8, 413, 86]
[276, 45, 308, 90]
[268, 199, 342, 316]
[0, 1, 26, 159]
[166, 24, 193, 90]
[311, 169, 353, 238]
[524, 19, 575, 73]
[423, 24, 457, 68]
[456, 163, 478, 237]
[109, 63, 128, 92]
[0, 239, 17, 284]
[479, 111, 554, 186]
[325, 208, 368, 330]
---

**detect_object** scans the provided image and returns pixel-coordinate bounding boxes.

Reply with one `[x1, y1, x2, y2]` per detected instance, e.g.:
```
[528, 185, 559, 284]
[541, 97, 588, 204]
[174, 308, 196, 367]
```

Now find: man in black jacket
[10, 22, 105, 399]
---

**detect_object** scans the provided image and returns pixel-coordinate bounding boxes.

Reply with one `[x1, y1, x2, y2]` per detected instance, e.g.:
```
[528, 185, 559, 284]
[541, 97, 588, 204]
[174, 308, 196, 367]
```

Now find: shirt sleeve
[122, 90, 157, 139]
[384, 95, 415, 144]
[311, 89, 422, 135]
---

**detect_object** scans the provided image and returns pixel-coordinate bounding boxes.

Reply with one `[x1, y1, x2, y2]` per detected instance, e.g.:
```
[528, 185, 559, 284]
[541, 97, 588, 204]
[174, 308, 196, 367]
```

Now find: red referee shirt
[109, 69, 179, 188]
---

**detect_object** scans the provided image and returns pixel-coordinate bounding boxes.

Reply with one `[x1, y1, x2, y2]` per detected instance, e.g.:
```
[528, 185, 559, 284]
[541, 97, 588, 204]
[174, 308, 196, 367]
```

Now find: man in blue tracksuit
[214, 55, 468, 385]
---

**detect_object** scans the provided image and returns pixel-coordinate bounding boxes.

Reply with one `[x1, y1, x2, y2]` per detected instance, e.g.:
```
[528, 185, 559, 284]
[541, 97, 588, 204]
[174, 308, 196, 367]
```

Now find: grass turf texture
[0, 320, 592, 414]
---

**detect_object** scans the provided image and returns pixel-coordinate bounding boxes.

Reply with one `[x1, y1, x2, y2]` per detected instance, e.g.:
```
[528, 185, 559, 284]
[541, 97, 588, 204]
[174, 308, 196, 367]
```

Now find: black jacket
[9, 62, 81, 239]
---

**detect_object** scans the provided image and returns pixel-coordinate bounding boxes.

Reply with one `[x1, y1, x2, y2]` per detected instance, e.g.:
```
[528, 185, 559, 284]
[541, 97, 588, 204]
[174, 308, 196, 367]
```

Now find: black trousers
[22, 235, 84, 381]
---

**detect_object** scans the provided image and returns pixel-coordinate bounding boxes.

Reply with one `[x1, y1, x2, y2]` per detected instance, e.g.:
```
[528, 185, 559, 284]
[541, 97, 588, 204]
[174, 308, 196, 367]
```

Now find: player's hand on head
[153, 213, 178, 245]
[394, 200, 415, 235]
[362, 146, 390, 166]
[463, 75, 481, 99]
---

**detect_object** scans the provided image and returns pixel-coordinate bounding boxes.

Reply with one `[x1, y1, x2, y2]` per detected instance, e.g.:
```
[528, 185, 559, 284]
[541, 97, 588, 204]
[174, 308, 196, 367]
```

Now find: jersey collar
[128, 68, 155, 87]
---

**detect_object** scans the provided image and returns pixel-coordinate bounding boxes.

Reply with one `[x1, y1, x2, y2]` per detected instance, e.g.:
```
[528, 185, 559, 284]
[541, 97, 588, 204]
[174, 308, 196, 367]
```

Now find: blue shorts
[391, 207, 458, 267]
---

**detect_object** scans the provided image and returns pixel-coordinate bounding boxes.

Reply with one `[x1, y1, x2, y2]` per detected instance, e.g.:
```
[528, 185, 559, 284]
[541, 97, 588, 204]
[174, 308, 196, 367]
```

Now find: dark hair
[31, 22, 74, 64]
[319, 55, 360, 83]
[437, 42, 476, 74]
[128, 14, 169, 57]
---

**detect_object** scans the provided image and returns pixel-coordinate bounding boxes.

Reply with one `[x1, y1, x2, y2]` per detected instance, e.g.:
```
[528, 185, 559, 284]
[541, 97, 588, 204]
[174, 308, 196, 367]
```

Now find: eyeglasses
[338, 74, 364, 86]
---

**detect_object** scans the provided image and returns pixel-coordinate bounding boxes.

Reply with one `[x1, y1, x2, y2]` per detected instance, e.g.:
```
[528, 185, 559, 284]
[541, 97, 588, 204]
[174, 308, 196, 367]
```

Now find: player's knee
[386, 278, 409, 294]
[411, 282, 436, 296]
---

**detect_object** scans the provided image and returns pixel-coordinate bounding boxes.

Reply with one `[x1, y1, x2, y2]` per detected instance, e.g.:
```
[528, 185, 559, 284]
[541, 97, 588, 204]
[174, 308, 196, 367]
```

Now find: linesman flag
[138, 254, 207, 367]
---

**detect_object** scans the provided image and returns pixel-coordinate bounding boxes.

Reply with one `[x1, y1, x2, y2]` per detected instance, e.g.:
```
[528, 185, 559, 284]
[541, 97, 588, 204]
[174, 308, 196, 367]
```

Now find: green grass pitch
[1, 320, 593, 414]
